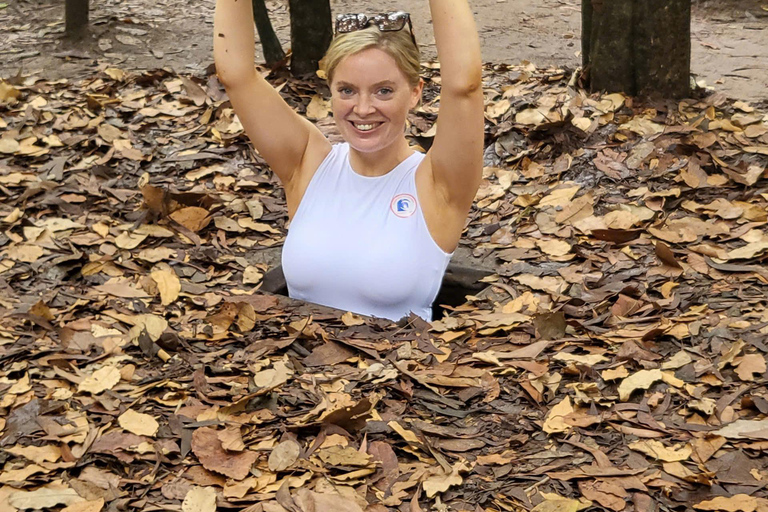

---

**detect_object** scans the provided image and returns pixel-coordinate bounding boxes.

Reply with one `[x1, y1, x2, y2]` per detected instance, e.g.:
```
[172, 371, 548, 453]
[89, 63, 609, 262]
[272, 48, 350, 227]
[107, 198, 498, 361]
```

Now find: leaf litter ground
[1, 61, 768, 512]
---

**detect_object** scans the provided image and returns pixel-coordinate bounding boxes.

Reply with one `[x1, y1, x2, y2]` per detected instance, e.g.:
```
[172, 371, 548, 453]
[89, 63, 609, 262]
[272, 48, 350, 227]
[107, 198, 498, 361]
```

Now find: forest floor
[2, 1, 768, 512]
[1, 0, 767, 101]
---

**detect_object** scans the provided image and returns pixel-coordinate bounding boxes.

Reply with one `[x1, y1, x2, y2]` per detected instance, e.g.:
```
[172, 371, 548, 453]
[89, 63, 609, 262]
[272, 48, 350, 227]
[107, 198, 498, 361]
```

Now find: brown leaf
[655, 241, 682, 269]
[578, 480, 628, 511]
[170, 206, 211, 232]
[191, 427, 258, 480]
[735, 354, 766, 381]
[180, 76, 208, 107]
[691, 436, 727, 464]
[268, 440, 301, 472]
[9, 486, 85, 509]
[218, 427, 245, 452]
[294, 488, 364, 512]
[304, 341, 355, 367]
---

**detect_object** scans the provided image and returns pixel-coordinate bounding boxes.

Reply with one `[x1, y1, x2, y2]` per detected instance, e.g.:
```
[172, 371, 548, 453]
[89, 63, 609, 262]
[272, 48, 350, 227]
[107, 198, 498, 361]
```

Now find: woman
[213, 1, 483, 321]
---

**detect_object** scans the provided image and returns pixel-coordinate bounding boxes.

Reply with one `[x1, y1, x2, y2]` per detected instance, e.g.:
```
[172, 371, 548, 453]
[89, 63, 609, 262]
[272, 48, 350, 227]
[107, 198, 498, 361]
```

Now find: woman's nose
[354, 95, 376, 116]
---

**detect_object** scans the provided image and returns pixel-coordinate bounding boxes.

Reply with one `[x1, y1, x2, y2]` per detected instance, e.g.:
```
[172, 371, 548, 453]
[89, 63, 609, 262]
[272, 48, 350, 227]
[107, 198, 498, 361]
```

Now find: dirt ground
[1, 0, 766, 101]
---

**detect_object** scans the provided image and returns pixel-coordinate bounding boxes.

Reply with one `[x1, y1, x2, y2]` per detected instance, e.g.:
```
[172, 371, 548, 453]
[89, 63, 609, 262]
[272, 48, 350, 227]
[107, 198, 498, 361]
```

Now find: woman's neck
[348, 138, 415, 177]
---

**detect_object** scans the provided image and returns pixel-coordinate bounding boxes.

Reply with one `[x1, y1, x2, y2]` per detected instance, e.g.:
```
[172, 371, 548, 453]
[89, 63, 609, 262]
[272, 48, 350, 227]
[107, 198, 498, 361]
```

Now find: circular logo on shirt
[391, 194, 417, 218]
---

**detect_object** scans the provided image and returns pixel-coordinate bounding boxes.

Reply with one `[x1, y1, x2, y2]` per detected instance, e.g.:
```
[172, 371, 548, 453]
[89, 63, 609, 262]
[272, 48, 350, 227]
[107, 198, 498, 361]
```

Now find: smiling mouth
[350, 121, 383, 132]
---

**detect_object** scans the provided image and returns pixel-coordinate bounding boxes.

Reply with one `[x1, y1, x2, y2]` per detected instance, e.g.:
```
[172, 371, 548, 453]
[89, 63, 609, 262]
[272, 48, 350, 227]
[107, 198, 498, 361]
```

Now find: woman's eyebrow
[335, 80, 396, 88]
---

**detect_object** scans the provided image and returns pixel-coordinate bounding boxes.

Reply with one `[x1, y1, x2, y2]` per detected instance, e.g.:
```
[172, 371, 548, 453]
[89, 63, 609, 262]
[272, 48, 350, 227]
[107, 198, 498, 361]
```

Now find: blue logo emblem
[391, 194, 417, 218]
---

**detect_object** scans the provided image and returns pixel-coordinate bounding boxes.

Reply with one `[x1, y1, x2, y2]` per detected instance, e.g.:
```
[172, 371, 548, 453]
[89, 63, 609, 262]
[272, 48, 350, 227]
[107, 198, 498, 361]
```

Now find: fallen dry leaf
[118, 409, 159, 437]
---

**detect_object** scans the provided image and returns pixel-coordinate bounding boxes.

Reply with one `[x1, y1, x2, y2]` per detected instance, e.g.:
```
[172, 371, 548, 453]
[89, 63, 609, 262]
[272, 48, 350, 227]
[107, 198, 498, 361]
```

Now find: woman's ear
[410, 78, 425, 109]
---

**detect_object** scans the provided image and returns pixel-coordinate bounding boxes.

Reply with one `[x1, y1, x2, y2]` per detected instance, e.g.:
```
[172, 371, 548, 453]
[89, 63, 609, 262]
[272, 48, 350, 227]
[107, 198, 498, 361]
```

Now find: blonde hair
[320, 26, 421, 87]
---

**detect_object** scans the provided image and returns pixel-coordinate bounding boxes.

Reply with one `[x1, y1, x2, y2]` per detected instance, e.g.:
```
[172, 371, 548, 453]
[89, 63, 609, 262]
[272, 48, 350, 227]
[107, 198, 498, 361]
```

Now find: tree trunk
[252, 0, 285, 66]
[65, 0, 89, 36]
[634, 0, 691, 98]
[586, 0, 635, 94]
[288, 0, 333, 76]
[582, 0, 690, 98]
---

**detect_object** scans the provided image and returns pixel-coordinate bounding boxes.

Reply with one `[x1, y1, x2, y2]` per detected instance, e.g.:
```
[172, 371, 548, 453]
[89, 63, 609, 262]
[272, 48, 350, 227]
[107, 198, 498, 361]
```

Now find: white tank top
[282, 143, 453, 321]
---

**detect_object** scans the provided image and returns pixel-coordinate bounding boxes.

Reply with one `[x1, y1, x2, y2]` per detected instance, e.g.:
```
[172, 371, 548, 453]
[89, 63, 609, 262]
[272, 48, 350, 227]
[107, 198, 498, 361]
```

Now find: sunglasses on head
[335, 11, 417, 47]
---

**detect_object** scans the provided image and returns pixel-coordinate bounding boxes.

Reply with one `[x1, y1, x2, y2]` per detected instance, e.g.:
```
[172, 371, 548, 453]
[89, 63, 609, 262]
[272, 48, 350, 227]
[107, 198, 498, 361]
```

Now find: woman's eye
[378, 88, 394, 96]
[338, 87, 354, 95]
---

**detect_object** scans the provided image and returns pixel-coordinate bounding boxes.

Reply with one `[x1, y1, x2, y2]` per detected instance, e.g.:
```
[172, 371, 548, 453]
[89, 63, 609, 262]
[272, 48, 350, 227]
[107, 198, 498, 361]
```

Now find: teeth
[355, 123, 376, 131]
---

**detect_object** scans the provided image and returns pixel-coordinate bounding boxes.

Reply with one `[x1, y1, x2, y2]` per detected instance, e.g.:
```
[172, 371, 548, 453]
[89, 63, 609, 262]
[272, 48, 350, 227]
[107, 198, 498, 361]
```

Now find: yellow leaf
[571, 117, 592, 132]
[0, 463, 49, 483]
[62, 498, 105, 512]
[5, 445, 62, 465]
[104, 68, 126, 81]
[6, 243, 45, 263]
[618, 369, 663, 401]
[78, 366, 121, 394]
[601, 366, 629, 381]
[9, 486, 85, 509]
[694, 494, 758, 512]
[422, 462, 467, 498]
[619, 117, 664, 136]
[662, 351, 693, 370]
[515, 107, 548, 125]
[182, 487, 217, 512]
[536, 239, 572, 257]
[553, 352, 607, 366]
[486, 99, 511, 119]
[253, 361, 293, 390]
[115, 231, 147, 250]
[388, 420, 421, 445]
[130, 314, 169, 342]
[341, 311, 366, 326]
[3, 208, 22, 223]
[238, 217, 280, 233]
[596, 93, 626, 113]
[0, 138, 20, 154]
[306, 95, 330, 120]
[118, 409, 159, 437]
[7, 374, 31, 394]
[151, 265, 181, 306]
[543, 397, 574, 434]
[0, 81, 22, 105]
[316, 445, 372, 467]
[629, 440, 692, 462]
[137, 247, 177, 263]
[513, 274, 568, 296]
[532, 492, 591, 512]
[736, 354, 767, 382]
[243, 266, 263, 285]
[134, 224, 175, 237]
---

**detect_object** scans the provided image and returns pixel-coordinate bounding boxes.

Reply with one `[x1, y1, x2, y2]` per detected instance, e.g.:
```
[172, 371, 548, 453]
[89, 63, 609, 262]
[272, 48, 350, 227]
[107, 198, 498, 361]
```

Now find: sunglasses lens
[336, 14, 365, 33]
[374, 13, 407, 31]
[336, 12, 414, 43]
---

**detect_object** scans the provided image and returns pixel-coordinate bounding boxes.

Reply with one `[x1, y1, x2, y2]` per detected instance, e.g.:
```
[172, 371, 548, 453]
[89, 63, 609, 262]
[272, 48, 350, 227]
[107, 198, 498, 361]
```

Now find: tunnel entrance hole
[260, 263, 494, 321]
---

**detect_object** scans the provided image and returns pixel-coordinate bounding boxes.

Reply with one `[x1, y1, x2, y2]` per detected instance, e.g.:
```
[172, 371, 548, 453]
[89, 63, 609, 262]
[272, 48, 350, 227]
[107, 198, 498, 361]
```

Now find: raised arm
[213, 0, 329, 188]
[426, 0, 484, 209]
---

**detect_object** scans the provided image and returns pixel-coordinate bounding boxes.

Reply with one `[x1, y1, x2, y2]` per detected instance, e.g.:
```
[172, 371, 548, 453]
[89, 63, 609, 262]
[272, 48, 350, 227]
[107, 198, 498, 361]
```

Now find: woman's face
[330, 48, 423, 155]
